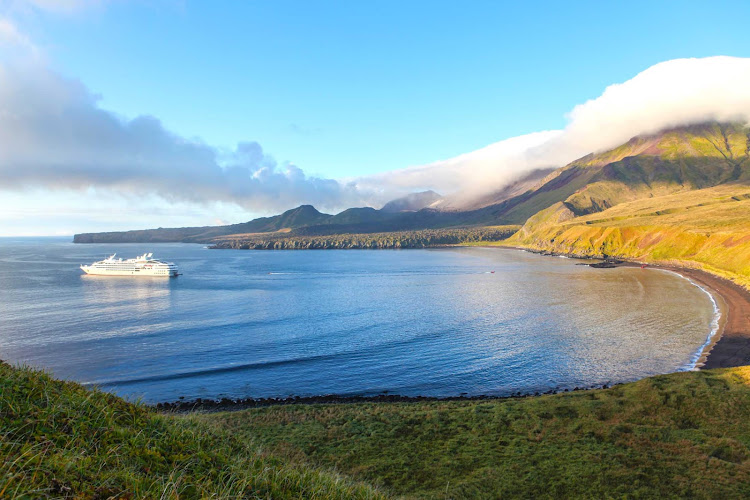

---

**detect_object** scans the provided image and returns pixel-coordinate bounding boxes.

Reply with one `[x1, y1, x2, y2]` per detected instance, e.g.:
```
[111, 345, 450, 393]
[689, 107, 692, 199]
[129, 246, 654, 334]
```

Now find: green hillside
[507, 186, 750, 288]
[0, 362, 382, 499]
[202, 366, 750, 499]
[503, 123, 750, 288]
[490, 122, 750, 225]
[4, 360, 750, 498]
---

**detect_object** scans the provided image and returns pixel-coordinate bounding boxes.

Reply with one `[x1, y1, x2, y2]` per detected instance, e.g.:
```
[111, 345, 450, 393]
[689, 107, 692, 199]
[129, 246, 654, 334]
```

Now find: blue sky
[2, 0, 750, 235]
[34, 0, 750, 177]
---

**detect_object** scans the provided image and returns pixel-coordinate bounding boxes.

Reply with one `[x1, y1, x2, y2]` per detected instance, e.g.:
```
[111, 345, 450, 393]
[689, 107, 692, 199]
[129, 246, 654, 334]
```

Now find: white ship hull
[80, 267, 178, 277]
[80, 253, 179, 277]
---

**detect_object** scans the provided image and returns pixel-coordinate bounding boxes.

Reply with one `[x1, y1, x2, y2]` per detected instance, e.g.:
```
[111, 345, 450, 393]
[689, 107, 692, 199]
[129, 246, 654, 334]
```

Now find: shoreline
[656, 268, 725, 370]
[154, 249, 750, 413]
[620, 264, 727, 370]
[637, 263, 750, 369]
[155, 382, 621, 413]
[494, 245, 750, 370]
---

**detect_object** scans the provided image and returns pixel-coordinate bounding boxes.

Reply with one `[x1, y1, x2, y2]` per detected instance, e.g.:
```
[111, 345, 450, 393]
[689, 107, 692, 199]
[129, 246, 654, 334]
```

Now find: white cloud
[0, 62, 376, 213]
[356, 130, 562, 202]
[3, 55, 750, 225]
[0, 17, 36, 52]
[367, 56, 750, 203]
[555, 56, 750, 154]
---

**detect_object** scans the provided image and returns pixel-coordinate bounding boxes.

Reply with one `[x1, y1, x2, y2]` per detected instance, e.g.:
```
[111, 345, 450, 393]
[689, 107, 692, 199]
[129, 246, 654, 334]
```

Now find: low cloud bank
[0, 63, 374, 212]
[365, 56, 750, 201]
[2, 56, 750, 213]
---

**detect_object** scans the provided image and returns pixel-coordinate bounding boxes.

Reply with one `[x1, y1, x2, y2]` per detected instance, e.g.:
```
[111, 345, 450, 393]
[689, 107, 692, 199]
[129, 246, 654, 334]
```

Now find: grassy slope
[202, 367, 750, 499]
[495, 123, 750, 288]
[7, 361, 750, 499]
[0, 363, 383, 499]
[507, 183, 750, 288]
[470, 122, 750, 226]
[561, 123, 749, 216]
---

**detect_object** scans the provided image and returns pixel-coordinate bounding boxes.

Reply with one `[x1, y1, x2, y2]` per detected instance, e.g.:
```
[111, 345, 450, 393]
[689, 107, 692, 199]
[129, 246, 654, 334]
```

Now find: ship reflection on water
[0, 239, 718, 403]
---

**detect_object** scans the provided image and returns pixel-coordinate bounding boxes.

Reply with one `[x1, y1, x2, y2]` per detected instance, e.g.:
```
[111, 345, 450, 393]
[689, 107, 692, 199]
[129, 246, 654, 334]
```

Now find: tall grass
[0, 362, 384, 499]
[203, 367, 750, 499]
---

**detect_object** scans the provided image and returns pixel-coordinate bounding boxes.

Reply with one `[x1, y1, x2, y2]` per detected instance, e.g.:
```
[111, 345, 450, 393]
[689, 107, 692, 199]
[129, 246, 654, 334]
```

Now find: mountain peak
[381, 190, 443, 213]
[573, 121, 749, 168]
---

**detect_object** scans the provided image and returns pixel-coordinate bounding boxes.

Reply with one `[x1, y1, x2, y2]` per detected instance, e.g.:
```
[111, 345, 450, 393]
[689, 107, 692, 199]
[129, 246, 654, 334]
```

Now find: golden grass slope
[562, 123, 750, 216]
[508, 183, 750, 288]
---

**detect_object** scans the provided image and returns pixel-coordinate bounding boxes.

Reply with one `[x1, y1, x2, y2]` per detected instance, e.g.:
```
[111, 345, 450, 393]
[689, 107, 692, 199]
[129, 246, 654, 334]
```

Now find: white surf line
[651, 268, 723, 371]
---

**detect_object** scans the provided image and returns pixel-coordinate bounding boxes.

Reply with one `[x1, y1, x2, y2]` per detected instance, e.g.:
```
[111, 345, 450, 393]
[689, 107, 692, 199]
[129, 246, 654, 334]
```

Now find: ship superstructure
[80, 253, 179, 277]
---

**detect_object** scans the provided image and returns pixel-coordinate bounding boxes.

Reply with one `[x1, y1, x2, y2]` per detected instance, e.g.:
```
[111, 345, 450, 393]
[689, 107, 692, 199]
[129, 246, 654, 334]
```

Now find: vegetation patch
[507, 184, 750, 288]
[200, 367, 750, 499]
[0, 362, 383, 499]
[211, 225, 519, 250]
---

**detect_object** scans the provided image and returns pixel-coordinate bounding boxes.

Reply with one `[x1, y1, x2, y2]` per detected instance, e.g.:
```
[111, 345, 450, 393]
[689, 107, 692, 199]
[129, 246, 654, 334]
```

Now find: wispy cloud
[364, 56, 750, 203]
[0, 17, 37, 53]
[2, 56, 750, 215]
[356, 130, 563, 203]
[0, 62, 377, 212]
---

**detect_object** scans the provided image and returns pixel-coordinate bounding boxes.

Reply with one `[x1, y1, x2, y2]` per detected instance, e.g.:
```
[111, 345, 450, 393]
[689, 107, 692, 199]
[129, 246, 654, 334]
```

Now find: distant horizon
[2, 1, 750, 235]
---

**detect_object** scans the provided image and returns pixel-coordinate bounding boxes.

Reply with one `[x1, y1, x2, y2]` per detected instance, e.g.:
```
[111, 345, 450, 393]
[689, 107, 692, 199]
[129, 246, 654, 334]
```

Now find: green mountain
[74, 197, 512, 243]
[503, 122, 750, 287]
[478, 122, 750, 225]
[73, 204, 333, 243]
[74, 121, 750, 249]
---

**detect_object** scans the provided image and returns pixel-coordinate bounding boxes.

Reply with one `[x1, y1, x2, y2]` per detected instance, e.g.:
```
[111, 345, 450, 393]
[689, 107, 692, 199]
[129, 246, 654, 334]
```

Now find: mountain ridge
[74, 121, 750, 245]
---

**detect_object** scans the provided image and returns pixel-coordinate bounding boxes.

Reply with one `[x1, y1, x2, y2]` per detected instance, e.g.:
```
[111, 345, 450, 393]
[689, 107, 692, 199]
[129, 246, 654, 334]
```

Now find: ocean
[0, 238, 719, 403]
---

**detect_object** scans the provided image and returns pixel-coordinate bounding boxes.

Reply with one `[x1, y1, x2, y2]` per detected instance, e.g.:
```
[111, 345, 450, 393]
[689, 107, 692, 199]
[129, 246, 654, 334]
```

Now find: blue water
[0, 238, 717, 403]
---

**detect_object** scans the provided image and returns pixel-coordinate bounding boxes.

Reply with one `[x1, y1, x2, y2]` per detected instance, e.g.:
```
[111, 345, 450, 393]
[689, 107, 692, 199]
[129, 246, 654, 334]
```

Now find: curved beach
[660, 266, 750, 369]
[611, 261, 749, 368]
[501, 246, 750, 370]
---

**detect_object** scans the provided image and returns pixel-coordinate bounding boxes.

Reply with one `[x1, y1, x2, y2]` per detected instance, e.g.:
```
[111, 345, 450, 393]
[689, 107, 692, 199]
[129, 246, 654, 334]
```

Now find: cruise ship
[80, 253, 179, 277]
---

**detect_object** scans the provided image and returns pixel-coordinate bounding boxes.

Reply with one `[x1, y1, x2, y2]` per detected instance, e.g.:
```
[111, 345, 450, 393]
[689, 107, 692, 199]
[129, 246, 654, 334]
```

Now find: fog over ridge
[367, 56, 750, 203]
[1, 56, 750, 214]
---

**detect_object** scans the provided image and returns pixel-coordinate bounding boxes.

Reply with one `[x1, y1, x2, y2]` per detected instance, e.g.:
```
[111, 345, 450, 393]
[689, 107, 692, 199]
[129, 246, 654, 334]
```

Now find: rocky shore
[155, 383, 619, 413]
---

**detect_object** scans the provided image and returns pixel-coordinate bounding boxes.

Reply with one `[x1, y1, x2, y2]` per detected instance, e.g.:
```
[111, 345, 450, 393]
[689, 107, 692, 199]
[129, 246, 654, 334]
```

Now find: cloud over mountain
[2, 56, 750, 214]
[365, 56, 750, 202]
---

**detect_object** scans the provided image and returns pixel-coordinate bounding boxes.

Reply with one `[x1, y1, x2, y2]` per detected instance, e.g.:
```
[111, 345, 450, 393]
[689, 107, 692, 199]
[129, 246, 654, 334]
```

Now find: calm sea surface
[0, 238, 718, 403]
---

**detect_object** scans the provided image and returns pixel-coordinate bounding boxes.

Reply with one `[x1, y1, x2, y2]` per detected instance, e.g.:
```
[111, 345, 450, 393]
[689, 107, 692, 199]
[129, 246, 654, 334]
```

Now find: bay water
[0, 238, 718, 403]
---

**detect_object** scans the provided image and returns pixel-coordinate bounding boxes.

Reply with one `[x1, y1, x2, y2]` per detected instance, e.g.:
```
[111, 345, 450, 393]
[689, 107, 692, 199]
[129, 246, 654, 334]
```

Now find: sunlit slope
[205, 366, 750, 499]
[508, 183, 750, 287]
[493, 122, 750, 224]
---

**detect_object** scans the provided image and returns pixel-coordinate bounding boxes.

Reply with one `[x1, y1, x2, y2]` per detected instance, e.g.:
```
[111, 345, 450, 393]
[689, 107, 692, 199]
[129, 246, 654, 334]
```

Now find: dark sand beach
[602, 261, 750, 369]
[659, 266, 750, 369]
[505, 246, 750, 369]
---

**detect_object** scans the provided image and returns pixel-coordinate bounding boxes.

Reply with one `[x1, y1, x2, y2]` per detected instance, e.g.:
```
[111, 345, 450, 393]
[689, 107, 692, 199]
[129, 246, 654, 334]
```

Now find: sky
[2, 0, 750, 235]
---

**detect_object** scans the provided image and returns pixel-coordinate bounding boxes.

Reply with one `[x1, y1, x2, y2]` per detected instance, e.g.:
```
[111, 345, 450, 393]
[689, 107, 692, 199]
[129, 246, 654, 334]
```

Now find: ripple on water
[0, 239, 719, 402]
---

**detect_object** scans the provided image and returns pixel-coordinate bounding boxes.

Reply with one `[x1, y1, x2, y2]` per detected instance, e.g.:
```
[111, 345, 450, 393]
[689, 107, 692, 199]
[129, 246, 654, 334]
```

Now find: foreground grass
[201, 367, 750, 499]
[0, 362, 383, 499]
[5, 360, 750, 498]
